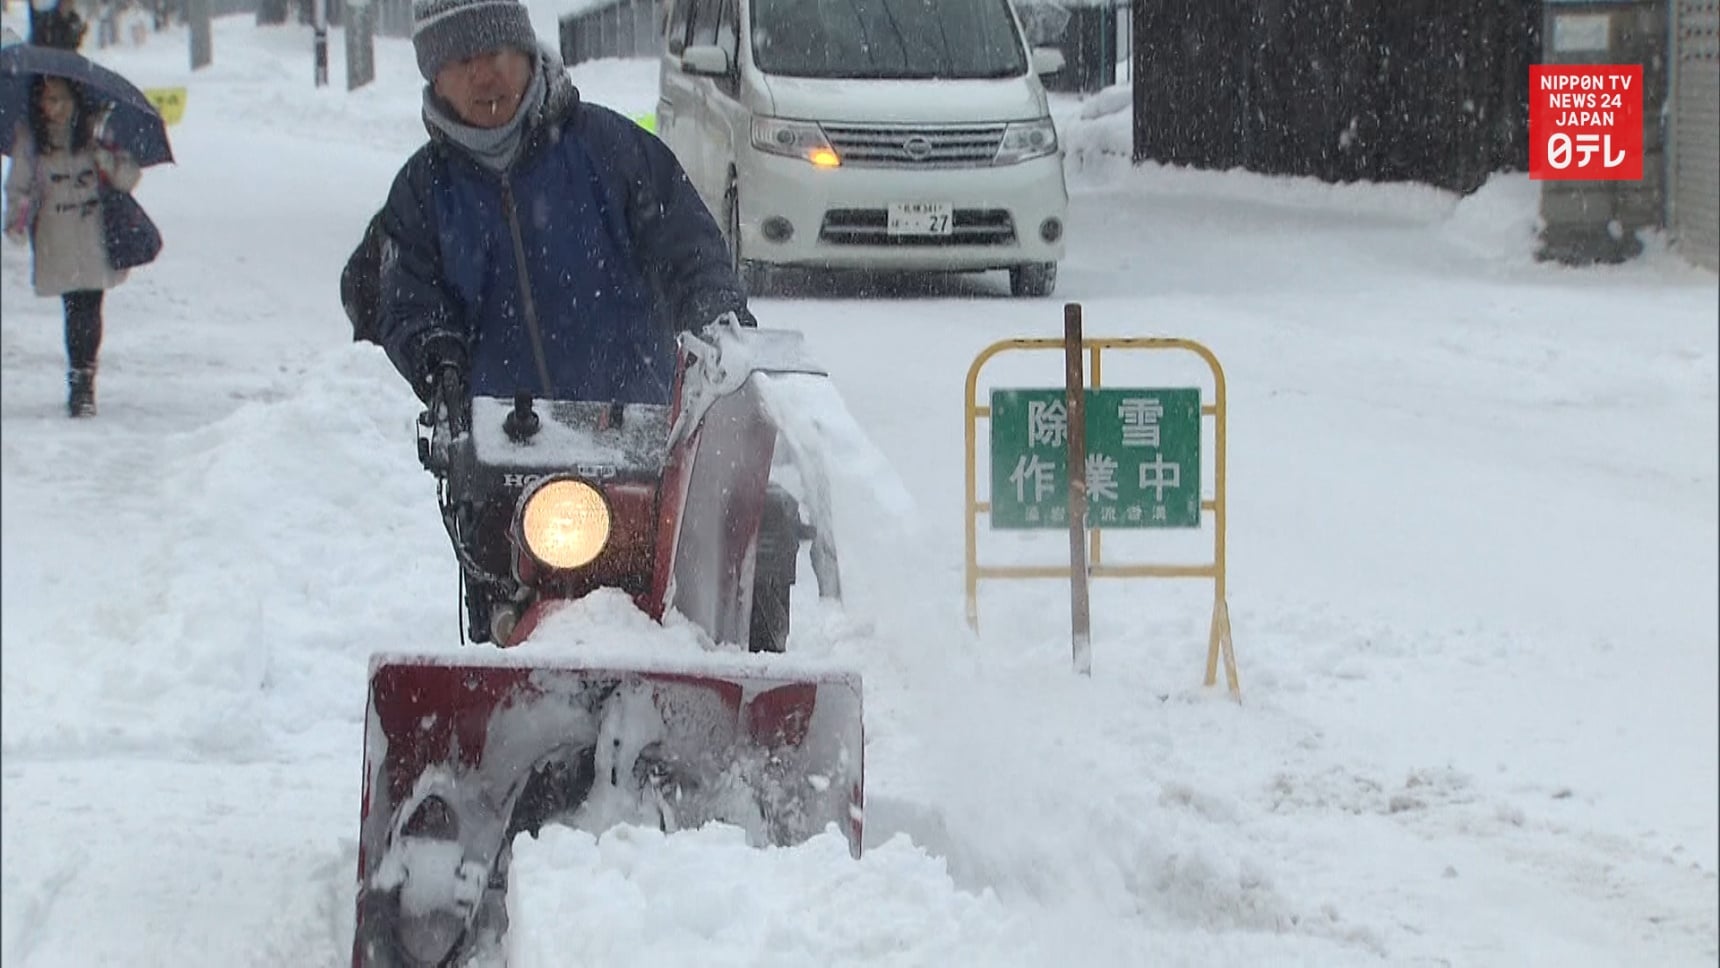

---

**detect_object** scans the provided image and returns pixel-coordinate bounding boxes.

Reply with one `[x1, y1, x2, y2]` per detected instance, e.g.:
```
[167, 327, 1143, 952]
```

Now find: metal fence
[560, 0, 660, 66]
[1019, 0, 1131, 94]
[1131, 0, 1540, 193]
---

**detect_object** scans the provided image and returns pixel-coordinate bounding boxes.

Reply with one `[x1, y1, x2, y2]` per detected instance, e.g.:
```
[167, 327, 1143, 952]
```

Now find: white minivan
[656, 0, 1069, 297]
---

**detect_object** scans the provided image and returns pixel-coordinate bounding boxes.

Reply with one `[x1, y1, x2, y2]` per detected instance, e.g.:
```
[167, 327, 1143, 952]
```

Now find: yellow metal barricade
[964, 337, 1239, 697]
[144, 87, 187, 126]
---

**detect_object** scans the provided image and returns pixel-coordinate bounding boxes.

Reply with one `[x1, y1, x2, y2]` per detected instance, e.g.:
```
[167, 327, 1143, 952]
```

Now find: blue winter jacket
[374, 62, 750, 405]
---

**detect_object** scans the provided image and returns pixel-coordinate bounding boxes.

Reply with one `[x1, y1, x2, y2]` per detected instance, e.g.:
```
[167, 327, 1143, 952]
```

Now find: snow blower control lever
[502, 391, 539, 442]
[416, 366, 469, 475]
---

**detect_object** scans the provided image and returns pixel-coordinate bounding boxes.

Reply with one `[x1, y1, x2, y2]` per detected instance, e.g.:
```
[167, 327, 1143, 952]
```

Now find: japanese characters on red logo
[1528, 65, 1643, 180]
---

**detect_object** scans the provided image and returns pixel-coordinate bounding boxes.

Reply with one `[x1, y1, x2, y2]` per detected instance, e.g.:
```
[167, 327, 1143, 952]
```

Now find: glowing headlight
[520, 479, 611, 570]
[751, 117, 841, 167]
[994, 118, 1058, 165]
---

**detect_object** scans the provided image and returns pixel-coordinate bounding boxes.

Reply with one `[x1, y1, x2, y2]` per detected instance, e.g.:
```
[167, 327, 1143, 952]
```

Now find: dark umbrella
[0, 44, 173, 167]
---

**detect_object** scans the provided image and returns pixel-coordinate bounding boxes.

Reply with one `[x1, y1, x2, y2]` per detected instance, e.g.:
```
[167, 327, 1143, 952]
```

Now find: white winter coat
[4, 121, 142, 297]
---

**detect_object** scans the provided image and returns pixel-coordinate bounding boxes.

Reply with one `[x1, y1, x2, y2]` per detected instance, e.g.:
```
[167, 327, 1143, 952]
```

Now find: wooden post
[312, 0, 329, 87]
[188, 0, 212, 70]
[345, 0, 376, 92]
[1064, 303, 1092, 675]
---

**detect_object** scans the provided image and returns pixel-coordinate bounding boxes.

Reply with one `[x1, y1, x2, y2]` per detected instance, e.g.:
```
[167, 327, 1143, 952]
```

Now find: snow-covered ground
[3, 18, 1716, 968]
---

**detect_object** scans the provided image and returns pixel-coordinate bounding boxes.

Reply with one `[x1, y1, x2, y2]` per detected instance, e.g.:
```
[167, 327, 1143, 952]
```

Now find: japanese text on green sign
[989, 388, 1201, 529]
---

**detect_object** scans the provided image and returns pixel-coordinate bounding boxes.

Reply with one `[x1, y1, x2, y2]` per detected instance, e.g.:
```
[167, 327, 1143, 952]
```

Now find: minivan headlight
[751, 117, 841, 168]
[994, 118, 1058, 165]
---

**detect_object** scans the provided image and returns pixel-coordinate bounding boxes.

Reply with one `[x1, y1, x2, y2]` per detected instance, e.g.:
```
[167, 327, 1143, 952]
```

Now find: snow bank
[1437, 172, 1543, 263]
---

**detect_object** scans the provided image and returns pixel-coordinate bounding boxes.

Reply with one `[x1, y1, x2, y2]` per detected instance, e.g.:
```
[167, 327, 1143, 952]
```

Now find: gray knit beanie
[412, 0, 538, 81]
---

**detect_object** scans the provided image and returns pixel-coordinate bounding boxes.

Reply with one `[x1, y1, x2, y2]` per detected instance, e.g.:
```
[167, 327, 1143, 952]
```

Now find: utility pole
[312, 0, 328, 86]
[188, 0, 212, 69]
[345, 0, 375, 90]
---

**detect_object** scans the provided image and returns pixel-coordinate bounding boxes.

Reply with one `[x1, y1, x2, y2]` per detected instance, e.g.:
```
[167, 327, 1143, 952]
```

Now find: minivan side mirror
[681, 44, 731, 77]
[1031, 47, 1065, 76]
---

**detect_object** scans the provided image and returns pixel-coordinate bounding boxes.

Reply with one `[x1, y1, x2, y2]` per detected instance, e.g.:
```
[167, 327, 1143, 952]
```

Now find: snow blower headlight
[520, 478, 611, 570]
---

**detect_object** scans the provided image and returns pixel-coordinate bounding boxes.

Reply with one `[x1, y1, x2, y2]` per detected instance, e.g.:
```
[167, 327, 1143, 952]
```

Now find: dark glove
[728, 305, 758, 329]
[682, 311, 744, 374]
[698, 308, 754, 340]
[412, 332, 468, 400]
[670, 312, 752, 447]
[431, 364, 469, 439]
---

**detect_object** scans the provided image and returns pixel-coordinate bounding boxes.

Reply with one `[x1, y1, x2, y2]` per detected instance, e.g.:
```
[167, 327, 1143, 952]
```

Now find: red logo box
[1529, 64, 1643, 180]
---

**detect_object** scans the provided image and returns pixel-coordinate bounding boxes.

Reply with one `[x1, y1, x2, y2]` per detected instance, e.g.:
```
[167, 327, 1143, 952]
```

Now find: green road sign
[989, 387, 1201, 530]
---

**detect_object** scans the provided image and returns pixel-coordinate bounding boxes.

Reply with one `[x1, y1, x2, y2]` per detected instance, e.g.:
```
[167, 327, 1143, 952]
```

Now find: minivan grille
[819, 209, 1016, 246]
[822, 124, 1007, 168]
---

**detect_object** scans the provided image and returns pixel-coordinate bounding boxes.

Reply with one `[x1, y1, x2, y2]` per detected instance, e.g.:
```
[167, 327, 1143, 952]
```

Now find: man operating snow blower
[345, 4, 865, 965]
[373, 0, 753, 402]
[353, 0, 813, 646]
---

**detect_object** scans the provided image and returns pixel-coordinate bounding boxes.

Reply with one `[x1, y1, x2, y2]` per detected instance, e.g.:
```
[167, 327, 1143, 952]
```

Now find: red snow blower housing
[351, 326, 864, 967]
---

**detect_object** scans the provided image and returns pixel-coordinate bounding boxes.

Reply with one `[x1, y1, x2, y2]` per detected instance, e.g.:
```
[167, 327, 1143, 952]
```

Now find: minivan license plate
[887, 202, 953, 236]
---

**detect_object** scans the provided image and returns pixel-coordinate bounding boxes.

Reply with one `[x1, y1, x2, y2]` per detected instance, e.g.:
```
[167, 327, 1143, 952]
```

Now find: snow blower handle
[432, 364, 469, 440]
[417, 364, 470, 475]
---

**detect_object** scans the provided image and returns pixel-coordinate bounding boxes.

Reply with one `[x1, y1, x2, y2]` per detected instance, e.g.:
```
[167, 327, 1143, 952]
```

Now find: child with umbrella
[1, 45, 168, 417]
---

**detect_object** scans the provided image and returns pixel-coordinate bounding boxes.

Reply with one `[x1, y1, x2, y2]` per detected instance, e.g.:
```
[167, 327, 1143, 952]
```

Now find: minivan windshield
[751, 0, 1028, 80]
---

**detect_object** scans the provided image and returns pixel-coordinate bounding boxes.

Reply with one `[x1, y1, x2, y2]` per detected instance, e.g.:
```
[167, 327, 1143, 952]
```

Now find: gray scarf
[422, 48, 550, 173]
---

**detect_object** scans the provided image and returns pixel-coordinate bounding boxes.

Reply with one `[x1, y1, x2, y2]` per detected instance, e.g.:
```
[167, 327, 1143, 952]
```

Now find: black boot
[67, 367, 96, 418]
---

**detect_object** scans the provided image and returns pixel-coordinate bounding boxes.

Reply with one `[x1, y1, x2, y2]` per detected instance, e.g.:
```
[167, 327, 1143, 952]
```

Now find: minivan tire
[1009, 262, 1057, 298]
[726, 186, 772, 298]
